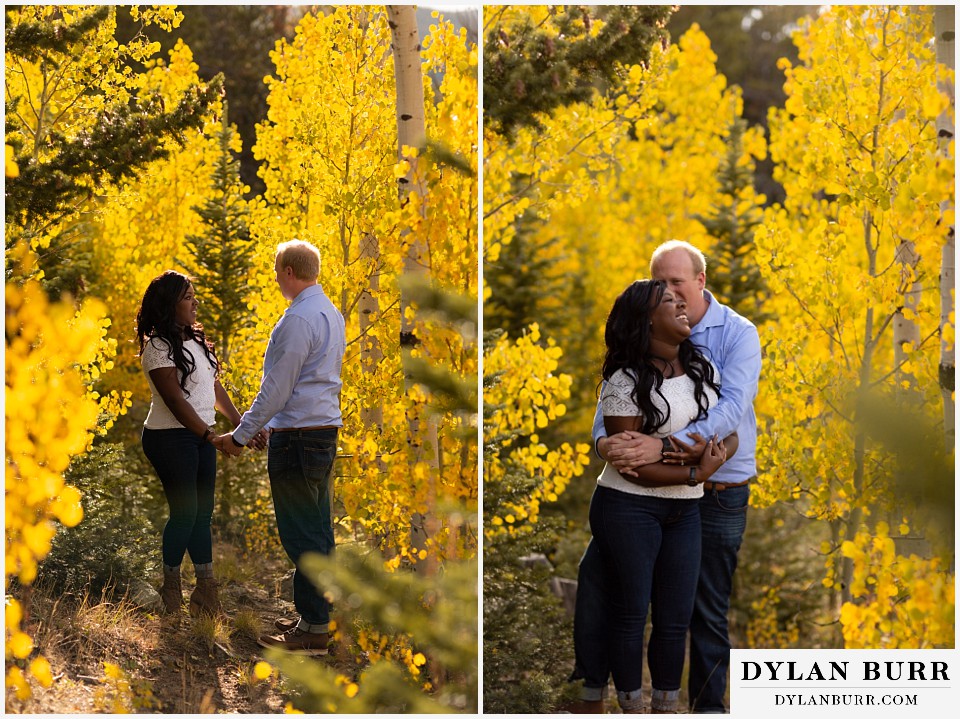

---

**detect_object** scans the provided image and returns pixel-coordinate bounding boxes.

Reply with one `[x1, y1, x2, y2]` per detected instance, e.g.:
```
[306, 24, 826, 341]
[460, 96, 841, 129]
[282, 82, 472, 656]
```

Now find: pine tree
[184, 102, 254, 368]
[693, 116, 771, 325]
[481, 328, 580, 712]
[4, 6, 222, 291]
[484, 207, 566, 340]
[183, 101, 257, 530]
[484, 5, 673, 137]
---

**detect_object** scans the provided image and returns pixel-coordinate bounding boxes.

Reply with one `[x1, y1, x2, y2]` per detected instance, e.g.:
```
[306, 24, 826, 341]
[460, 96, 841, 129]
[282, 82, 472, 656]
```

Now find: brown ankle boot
[160, 568, 182, 615]
[559, 698, 605, 713]
[189, 577, 222, 617]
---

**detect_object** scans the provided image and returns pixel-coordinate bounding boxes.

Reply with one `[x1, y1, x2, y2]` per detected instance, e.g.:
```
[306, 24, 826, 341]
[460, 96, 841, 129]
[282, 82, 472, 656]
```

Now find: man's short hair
[276, 240, 321, 281]
[650, 239, 707, 276]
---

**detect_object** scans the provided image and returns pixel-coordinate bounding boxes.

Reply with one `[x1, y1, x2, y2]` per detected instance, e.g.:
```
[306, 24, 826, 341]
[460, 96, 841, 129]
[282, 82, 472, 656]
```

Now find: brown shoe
[257, 627, 329, 656]
[189, 577, 223, 618]
[274, 616, 299, 632]
[160, 569, 182, 615]
[559, 698, 605, 714]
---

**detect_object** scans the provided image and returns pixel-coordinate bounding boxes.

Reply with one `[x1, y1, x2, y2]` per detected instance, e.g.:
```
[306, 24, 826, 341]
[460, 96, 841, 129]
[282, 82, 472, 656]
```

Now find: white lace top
[141, 336, 217, 429]
[597, 368, 718, 498]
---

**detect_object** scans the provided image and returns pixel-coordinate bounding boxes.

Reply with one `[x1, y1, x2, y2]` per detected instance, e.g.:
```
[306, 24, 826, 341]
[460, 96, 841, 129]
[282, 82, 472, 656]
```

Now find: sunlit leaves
[839, 524, 954, 648]
[5, 246, 126, 697]
[483, 326, 590, 537]
[756, 5, 954, 645]
[252, 7, 478, 567]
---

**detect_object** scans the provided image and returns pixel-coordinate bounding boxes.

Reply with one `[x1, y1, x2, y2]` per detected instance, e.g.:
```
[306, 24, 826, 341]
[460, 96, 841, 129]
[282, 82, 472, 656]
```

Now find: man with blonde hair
[570, 239, 761, 713]
[217, 238, 345, 656]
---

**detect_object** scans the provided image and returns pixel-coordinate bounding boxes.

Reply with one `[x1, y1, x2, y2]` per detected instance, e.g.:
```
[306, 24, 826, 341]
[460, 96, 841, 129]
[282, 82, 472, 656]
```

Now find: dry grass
[5, 544, 295, 714]
[232, 609, 262, 641]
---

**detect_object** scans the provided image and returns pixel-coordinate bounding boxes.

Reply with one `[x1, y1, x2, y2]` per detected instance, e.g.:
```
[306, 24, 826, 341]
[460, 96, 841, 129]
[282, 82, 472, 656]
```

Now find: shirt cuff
[233, 425, 254, 446]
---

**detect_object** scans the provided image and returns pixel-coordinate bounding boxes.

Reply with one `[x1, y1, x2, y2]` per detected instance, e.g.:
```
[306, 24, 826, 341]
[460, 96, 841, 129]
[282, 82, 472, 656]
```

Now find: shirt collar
[692, 289, 723, 332]
[288, 283, 323, 310]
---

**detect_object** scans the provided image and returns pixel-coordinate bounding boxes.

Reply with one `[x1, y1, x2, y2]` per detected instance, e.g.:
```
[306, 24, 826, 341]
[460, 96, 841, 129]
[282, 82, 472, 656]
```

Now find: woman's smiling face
[649, 289, 690, 344]
[175, 283, 198, 327]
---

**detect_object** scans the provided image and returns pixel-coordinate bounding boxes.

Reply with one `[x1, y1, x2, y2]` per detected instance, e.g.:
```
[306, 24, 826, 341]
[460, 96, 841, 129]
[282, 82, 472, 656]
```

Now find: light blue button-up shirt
[233, 284, 345, 446]
[592, 289, 762, 483]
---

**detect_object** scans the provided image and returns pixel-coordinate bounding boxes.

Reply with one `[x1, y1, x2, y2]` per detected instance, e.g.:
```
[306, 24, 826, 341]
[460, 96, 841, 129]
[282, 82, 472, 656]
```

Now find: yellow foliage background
[5, 4, 477, 701]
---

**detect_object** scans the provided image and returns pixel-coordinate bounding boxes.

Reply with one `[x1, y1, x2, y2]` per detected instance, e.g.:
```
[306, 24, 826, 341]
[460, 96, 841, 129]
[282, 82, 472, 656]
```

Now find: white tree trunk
[935, 5, 955, 448]
[387, 5, 439, 573]
[893, 240, 922, 393]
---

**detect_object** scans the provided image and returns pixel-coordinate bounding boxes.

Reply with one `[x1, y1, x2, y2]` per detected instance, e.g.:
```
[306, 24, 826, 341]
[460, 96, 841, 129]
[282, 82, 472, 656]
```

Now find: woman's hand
[662, 432, 707, 465]
[696, 435, 727, 480]
[247, 429, 269, 451]
[598, 430, 662, 477]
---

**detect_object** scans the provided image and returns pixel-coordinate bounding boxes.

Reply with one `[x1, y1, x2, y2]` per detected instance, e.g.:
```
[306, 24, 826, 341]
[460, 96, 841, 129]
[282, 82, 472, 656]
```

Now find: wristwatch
[686, 466, 698, 486]
[661, 437, 672, 455]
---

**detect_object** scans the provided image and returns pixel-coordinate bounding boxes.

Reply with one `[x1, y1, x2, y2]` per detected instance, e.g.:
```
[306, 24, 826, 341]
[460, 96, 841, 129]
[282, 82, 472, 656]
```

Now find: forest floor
[5, 540, 359, 714]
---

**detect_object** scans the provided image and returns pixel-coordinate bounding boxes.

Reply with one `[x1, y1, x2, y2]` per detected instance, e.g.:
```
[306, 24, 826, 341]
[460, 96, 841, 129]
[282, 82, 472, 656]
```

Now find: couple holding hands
[135, 239, 344, 657]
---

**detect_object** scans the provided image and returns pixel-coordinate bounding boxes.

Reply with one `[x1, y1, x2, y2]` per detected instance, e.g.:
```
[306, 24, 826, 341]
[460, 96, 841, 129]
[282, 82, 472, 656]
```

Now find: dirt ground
[6, 548, 358, 714]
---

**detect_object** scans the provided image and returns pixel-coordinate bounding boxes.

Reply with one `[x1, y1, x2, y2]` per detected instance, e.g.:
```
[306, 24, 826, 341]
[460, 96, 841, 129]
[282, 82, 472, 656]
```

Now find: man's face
[275, 256, 292, 300]
[651, 249, 706, 316]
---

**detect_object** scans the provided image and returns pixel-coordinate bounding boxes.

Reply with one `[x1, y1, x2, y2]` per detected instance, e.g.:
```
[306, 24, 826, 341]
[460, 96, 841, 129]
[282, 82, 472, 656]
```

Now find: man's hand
[214, 432, 244, 457]
[599, 431, 661, 477]
[662, 432, 707, 465]
[697, 435, 727, 480]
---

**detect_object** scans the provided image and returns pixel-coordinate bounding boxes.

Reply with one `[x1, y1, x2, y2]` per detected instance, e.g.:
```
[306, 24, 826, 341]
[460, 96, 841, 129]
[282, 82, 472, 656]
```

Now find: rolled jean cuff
[296, 618, 329, 634]
[580, 685, 606, 702]
[651, 688, 680, 711]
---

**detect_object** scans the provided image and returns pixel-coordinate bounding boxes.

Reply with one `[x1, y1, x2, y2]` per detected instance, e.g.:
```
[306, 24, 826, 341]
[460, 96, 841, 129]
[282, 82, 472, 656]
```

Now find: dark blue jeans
[688, 484, 749, 713]
[142, 427, 217, 568]
[572, 483, 750, 712]
[268, 428, 337, 629]
[587, 486, 701, 697]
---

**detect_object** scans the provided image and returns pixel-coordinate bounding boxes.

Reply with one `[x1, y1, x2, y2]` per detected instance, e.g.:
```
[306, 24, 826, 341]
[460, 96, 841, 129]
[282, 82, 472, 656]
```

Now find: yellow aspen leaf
[6, 598, 22, 628]
[8, 631, 34, 659]
[5, 144, 19, 177]
[29, 656, 53, 687]
[6, 666, 31, 700]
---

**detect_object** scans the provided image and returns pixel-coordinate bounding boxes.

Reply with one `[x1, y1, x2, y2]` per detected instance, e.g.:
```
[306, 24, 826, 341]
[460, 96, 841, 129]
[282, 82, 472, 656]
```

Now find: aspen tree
[756, 6, 953, 645]
[934, 5, 955, 446]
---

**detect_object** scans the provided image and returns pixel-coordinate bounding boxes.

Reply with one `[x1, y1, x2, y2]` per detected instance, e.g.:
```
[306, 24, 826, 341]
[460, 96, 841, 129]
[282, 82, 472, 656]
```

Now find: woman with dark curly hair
[136, 270, 265, 622]
[588, 279, 737, 713]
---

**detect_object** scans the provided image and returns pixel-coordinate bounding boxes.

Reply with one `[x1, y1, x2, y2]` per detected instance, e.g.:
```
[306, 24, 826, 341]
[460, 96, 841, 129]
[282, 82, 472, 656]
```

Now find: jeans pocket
[710, 486, 750, 516]
[302, 442, 336, 477]
[268, 434, 292, 473]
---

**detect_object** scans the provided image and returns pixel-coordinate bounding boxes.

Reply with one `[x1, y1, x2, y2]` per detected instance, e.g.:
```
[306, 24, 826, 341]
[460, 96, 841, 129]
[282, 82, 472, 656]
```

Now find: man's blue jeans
[587, 486, 701, 701]
[572, 483, 750, 713]
[268, 428, 338, 629]
[688, 484, 749, 713]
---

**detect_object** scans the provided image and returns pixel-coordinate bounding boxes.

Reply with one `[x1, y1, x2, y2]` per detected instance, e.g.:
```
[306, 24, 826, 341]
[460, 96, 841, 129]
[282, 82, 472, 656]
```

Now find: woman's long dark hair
[601, 279, 720, 435]
[136, 271, 219, 397]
